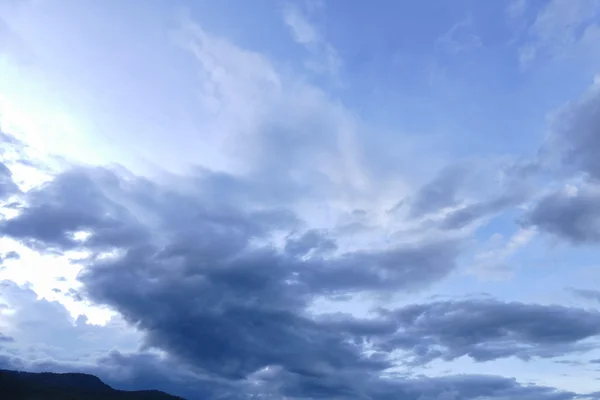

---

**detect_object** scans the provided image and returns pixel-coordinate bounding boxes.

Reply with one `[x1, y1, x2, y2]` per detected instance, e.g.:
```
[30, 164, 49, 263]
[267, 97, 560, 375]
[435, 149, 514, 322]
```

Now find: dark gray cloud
[366, 374, 583, 400]
[373, 299, 600, 365]
[548, 85, 600, 181]
[0, 348, 235, 400]
[523, 84, 600, 245]
[0, 164, 461, 397]
[555, 360, 584, 367]
[1, 165, 459, 295]
[0, 168, 151, 253]
[439, 191, 525, 230]
[0, 250, 19, 261]
[2, 163, 598, 399]
[408, 160, 534, 230]
[0, 161, 18, 200]
[0, 347, 585, 400]
[409, 164, 470, 217]
[524, 186, 600, 244]
[0, 272, 589, 399]
[3, 251, 19, 260]
[439, 159, 538, 230]
[284, 229, 337, 257]
[0, 250, 20, 267]
[0, 130, 19, 146]
[0, 128, 24, 159]
[0, 333, 14, 343]
[92, 351, 242, 400]
[266, 370, 585, 400]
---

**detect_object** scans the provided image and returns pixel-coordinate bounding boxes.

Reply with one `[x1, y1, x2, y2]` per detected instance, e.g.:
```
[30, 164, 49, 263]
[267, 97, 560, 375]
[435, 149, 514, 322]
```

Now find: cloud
[274, 372, 583, 400]
[0, 168, 151, 253]
[518, 0, 600, 67]
[177, 19, 366, 203]
[3, 112, 597, 396]
[284, 229, 337, 257]
[90, 351, 242, 400]
[0, 130, 21, 149]
[282, 2, 341, 76]
[0, 281, 141, 364]
[371, 374, 583, 400]
[507, 0, 529, 20]
[0, 161, 18, 200]
[0, 14, 35, 66]
[409, 164, 470, 217]
[570, 288, 600, 303]
[0, 348, 585, 400]
[2, 162, 461, 290]
[1, 251, 19, 260]
[2, 157, 597, 398]
[546, 82, 600, 181]
[436, 14, 482, 55]
[524, 184, 600, 244]
[1, 8, 598, 399]
[283, 3, 320, 46]
[0, 135, 593, 400]
[0, 251, 20, 266]
[0, 161, 452, 369]
[0, 333, 14, 343]
[522, 80, 600, 244]
[5, 160, 590, 398]
[469, 228, 536, 280]
[1, 253, 589, 399]
[0, 287, 233, 399]
[438, 192, 524, 230]
[376, 299, 600, 365]
[408, 159, 535, 230]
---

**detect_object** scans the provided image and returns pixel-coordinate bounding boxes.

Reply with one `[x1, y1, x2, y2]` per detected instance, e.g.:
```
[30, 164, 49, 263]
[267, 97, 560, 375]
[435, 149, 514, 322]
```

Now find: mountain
[0, 369, 185, 399]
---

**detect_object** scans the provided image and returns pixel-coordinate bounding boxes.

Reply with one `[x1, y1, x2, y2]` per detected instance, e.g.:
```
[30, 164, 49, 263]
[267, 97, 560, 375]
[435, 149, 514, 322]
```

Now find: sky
[1, 0, 600, 399]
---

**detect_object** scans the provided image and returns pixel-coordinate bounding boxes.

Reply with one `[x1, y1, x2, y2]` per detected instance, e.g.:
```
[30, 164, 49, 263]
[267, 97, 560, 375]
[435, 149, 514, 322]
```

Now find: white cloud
[0, 281, 141, 363]
[507, 0, 528, 20]
[518, 0, 600, 68]
[178, 18, 378, 212]
[282, 2, 341, 76]
[469, 228, 536, 280]
[436, 14, 482, 55]
[283, 5, 319, 45]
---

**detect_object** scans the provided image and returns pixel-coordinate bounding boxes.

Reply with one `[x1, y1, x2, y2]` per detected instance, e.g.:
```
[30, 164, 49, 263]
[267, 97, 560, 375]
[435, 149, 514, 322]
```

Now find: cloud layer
[2, 1, 600, 398]
[0, 137, 599, 398]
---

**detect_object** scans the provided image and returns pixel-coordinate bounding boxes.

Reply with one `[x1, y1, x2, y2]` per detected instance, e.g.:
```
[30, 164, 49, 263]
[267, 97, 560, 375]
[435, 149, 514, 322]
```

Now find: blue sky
[1, 0, 600, 399]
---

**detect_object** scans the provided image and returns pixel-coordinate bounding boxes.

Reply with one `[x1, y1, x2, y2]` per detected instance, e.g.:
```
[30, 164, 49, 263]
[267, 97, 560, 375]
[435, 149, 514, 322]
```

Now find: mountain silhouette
[0, 369, 185, 399]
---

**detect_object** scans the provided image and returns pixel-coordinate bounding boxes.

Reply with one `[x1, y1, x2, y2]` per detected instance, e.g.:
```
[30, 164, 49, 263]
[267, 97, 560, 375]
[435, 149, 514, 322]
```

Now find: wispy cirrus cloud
[282, 2, 341, 76]
[435, 14, 482, 56]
